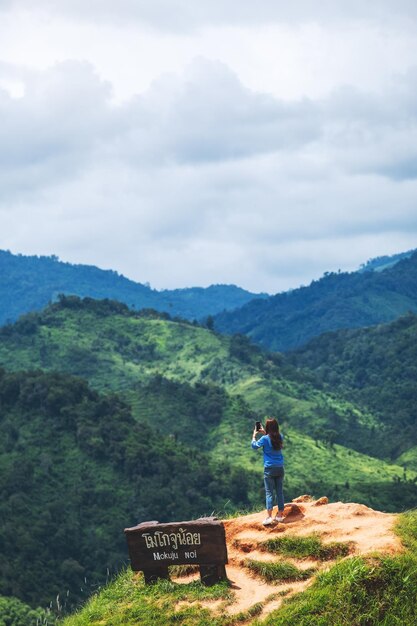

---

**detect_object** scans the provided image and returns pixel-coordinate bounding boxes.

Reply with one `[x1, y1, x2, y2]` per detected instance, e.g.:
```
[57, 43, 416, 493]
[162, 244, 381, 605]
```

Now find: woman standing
[251, 418, 285, 526]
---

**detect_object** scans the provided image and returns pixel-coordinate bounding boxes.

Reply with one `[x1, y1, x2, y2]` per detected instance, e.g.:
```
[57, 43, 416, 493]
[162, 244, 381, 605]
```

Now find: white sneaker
[274, 515, 285, 523]
[262, 516, 273, 526]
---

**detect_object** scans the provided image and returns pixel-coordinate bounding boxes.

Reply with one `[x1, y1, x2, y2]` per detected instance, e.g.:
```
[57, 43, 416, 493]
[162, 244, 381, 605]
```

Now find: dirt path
[173, 496, 402, 621]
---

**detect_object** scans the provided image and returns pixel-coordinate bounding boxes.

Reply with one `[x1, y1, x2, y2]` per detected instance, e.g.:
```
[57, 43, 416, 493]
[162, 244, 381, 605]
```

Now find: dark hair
[265, 418, 282, 450]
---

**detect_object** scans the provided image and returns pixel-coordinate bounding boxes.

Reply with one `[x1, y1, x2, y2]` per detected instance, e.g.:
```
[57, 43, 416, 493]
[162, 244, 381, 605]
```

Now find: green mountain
[288, 311, 417, 464]
[1, 297, 416, 615]
[0, 297, 414, 494]
[214, 249, 417, 352]
[0, 249, 266, 325]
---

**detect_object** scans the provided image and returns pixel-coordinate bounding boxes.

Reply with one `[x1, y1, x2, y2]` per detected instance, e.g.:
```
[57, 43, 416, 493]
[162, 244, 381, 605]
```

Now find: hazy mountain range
[1, 248, 415, 352]
[214, 249, 417, 351]
[0, 249, 267, 326]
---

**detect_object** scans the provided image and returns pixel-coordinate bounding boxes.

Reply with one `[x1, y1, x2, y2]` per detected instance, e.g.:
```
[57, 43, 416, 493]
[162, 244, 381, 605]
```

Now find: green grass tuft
[395, 508, 417, 555]
[246, 559, 315, 583]
[259, 534, 351, 560]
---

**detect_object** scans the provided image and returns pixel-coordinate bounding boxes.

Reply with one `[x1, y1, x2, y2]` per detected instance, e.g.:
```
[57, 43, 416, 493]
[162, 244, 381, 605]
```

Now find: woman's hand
[252, 428, 258, 439]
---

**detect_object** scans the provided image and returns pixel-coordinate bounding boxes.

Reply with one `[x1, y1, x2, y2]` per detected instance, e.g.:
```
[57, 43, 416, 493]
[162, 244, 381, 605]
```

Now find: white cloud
[2, 4, 417, 105]
[0, 61, 113, 199]
[318, 70, 417, 181]
[117, 59, 321, 166]
[0, 3, 416, 293]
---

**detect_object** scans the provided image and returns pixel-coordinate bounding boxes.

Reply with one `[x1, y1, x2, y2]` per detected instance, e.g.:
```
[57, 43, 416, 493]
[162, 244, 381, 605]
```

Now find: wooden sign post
[124, 517, 228, 585]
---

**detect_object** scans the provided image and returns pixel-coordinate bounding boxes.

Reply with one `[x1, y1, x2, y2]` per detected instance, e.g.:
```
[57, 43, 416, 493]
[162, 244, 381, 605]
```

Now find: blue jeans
[264, 466, 285, 511]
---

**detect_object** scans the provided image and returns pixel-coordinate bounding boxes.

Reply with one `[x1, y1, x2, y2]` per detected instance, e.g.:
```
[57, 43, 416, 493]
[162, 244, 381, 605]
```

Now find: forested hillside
[1, 296, 416, 615]
[0, 295, 383, 455]
[214, 250, 417, 351]
[0, 297, 415, 495]
[0, 368, 251, 610]
[0, 250, 265, 325]
[288, 312, 417, 464]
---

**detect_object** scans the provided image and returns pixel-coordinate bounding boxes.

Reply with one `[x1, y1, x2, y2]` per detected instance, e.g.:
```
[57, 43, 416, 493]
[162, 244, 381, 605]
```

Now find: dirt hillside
[174, 496, 402, 621]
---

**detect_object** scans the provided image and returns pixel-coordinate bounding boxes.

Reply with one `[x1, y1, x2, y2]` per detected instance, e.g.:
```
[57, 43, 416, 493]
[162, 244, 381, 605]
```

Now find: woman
[251, 418, 285, 526]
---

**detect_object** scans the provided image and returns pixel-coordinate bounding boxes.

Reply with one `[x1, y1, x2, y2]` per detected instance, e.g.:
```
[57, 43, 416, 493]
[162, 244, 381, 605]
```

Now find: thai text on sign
[142, 527, 202, 551]
[124, 517, 228, 572]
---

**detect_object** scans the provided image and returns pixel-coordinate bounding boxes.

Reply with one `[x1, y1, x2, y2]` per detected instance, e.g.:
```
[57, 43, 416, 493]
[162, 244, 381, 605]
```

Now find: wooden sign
[124, 517, 228, 585]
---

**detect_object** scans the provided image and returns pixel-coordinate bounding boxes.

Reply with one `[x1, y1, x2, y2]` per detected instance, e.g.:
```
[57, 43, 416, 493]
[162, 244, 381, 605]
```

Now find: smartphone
[255, 421, 262, 431]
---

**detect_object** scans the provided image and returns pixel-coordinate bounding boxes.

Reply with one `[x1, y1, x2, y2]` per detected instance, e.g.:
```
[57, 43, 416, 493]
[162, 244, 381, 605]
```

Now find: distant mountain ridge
[214, 249, 417, 352]
[358, 249, 415, 273]
[0, 250, 267, 325]
[1, 248, 415, 341]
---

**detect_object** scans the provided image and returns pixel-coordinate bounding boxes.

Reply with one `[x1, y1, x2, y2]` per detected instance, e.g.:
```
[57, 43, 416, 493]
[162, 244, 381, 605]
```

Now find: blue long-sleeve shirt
[251, 434, 284, 468]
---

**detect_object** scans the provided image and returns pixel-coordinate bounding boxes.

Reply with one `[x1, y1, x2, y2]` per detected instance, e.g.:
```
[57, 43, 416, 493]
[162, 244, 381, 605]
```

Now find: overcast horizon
[1, 2, 417, 293]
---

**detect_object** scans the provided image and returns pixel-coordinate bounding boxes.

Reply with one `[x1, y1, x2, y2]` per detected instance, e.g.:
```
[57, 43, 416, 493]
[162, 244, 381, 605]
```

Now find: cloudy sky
[1, 1, 417, 293]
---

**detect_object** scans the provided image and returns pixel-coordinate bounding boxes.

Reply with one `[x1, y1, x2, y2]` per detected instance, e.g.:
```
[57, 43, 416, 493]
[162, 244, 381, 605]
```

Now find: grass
[255, 553, 417, 626]
[259, 534, 351, 560]
[221, 602, 265, 625]
[397, 446, 417, 471]
[62, 569, 234, 626]
[246, 559, 316, 583]
[254, 509, 417, 626]
[395, 508, 417, 554]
